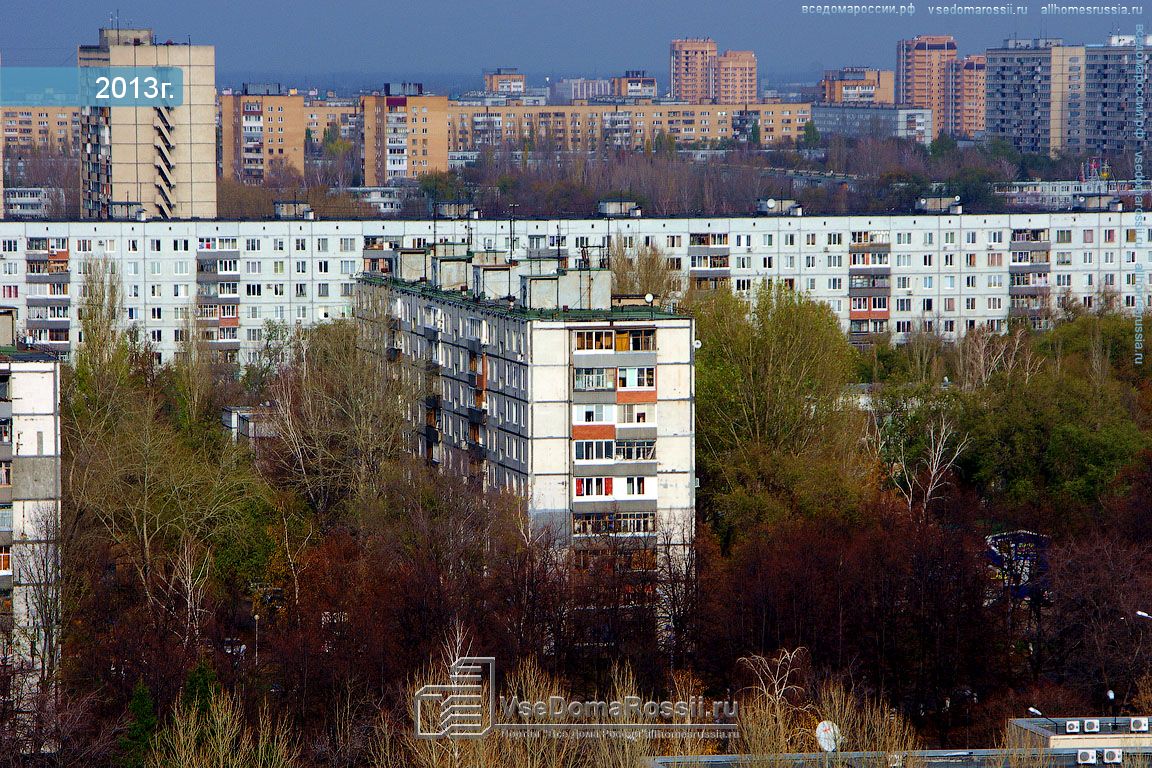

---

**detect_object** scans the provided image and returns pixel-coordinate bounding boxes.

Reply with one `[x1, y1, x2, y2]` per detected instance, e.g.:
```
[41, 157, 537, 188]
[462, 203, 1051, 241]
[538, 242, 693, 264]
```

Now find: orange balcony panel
[573, 424, 616, 440]
[617, 390, 657, 404]
[49, 249, 69, 261]
[220, 316, 239, 328]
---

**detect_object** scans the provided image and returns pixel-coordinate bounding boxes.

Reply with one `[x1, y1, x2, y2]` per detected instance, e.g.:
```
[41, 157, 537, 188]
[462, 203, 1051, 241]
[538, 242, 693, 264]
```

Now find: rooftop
[358, 273, 687, 322]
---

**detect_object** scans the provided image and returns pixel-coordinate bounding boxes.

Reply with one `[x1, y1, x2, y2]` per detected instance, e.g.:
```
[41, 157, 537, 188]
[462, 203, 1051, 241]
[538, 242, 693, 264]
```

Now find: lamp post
[254, 613, 260, 669]
[1107, 689, 1117, 732]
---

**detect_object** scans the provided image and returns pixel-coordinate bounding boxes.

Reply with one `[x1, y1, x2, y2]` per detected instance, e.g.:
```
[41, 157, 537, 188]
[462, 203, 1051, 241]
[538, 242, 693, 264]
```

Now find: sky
[1, 0, 1148, 92]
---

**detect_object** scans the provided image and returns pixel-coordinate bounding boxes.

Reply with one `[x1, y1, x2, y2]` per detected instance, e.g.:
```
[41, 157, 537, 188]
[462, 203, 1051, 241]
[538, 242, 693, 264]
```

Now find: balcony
[424, 359, 441, 374]
[467, 406, 488, 426]
[425, 394, 442, 410]
[468, 442, 487, 462]
[26, 270, 70, 284]
[422, 325, 440, 341]
[463, 336, 482, 354]
[385, 346, 401, 362]
[423, 423, 441, 443]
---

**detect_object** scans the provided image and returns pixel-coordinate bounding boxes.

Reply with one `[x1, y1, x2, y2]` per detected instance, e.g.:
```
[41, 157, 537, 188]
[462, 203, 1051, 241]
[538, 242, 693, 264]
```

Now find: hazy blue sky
[1, 1, 1147, 90]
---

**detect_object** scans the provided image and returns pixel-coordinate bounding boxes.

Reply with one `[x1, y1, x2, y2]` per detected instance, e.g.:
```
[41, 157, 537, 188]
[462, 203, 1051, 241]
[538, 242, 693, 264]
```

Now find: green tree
[801, 120, 820, 148]
[118, 679, 157, 768]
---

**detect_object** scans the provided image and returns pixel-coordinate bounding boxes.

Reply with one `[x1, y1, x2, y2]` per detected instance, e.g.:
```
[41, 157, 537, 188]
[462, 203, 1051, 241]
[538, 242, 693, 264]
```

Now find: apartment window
[619, 403, 654, 424]
[988, 253, 1003, 267]
[150, 307, 162, 320]
[896, 298, 911, 312]
[0, 461, 10, 486]
[245, 238, 261, 251]
[966, 297, 976, 310]
[1084, 230, 1095, 244]
[246, 284, 262, 297]
[295, 238, 307, 251]
[574, 440, 613, 461]
[575, 404, 612, 423]
[318, 284, 330, 298]
[1056, 229, 1072, 243]
[575, 331, 614, 350]
[246, 261, 262, 274]
[574, 477, 612, 497]
[623, 476, 648, 496]
[295, 285, 307, 298]
[317, 238, 329, 252]
[274, 239, 285, 252]
[574, 368, 613, 391]
[318, 260, 329, 274]
[340, 237, 357, 252]
[616, 439, 656, 461]
[0, 545, 9, 574]
[296, 260, 307, 274]
[617, 367, 655, 389]
[922, 299, 933, 311]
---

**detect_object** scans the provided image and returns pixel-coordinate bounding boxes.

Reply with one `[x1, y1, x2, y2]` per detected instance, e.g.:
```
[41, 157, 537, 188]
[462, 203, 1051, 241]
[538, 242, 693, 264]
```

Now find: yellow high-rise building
[220, 85, 306, 184]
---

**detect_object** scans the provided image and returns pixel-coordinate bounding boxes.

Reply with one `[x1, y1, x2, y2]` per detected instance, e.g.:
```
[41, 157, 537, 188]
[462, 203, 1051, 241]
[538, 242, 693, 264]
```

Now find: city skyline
[0, 1, 1147, 90]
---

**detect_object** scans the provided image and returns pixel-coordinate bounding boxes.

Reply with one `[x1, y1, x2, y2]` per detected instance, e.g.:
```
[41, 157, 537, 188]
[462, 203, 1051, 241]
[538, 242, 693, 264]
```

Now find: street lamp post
[1028, 707, 1061, 731]
[254, 613, 260, 669]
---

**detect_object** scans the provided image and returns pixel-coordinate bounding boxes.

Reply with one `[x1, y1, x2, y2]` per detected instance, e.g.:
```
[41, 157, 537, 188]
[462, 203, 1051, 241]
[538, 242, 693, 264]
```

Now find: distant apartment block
[669, 39, 757, 104]
[483, 68, 527, 95]
[305, 97, 361, 147]
[611, 71, 659, 100]
[355, 243, 695, 555]
[811, 104, 933, 145]
[360, 92, 450, 184]
[551, 78, 612, 104]
[4, 210, 1152, 362]
[987, 35, 1152, 157]
[715, 50, 758, 104]
[819, 68, 896, 105]
[897, 35, 958, 137]
[669, 38, 717, 102]
[1, 107, 81, 156]
[956, 55, 986, 138]
[3, 188, 64, 220]
[219, 84, 306, 184]
[77, 27, 217, 219]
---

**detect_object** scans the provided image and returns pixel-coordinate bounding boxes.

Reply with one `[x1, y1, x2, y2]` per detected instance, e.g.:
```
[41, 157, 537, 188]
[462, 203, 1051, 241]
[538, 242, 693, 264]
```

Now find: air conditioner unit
[1067, 721, 1082, 734]
[1131, 717, 1149, 732]
[1085, 720, 1101, 733]
[1078, 750, 1098, 765]
[1103, 750, 1123, 765]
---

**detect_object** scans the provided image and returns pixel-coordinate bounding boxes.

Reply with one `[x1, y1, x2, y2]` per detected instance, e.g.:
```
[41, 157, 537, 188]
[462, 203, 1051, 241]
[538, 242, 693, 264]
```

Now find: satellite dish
[644, 293, 655, 304]
[693, 339, 702, 349]
[816, 720, 842, 753]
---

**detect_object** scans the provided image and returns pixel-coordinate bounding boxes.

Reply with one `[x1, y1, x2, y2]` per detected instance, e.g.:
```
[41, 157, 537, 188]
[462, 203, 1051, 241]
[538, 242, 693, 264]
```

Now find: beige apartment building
[1, 108, 81, 156]
[78, 27, 216, 219]
[306, 98, 360, 146]
[819, 68, 895, 105]
[715, 50, 758, 104]
[956, 54, 986, 139]
[896, 35, 958, 138]
[220, 85, 306, 183]
[483, 68, 527, 95]
[669, 38, 717, 102]
[361, 94, 450, 184]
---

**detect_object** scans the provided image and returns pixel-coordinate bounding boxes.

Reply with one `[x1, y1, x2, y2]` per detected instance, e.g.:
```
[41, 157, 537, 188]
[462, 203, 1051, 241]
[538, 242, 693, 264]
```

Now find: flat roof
[358, 273, 688, 322]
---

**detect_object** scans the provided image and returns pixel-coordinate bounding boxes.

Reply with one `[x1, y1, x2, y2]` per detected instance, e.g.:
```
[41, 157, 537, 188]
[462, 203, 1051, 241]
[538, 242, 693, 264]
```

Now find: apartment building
[305, 97, 361, 147]
[2, 210, 1152, 362]
[360, 94, 450, 184]
[355, 244, 695, 556]
[811, 104, 933, 145]
[984, 38, 1085, 156]
[483, 69, 527, 96]
[819, 68, 896, 105]
[551, 78, 612, 104]
[714, 50, 758, 104]
[219, 84, 306, 184]
[77, 27, 217, 220]
[441, 102, 810, 152]
[1, 107, 82, 156]
[897, 35, 958, 138]
[956, 55, 986, 139]
[669, 38, 717, 102]
[0, 345, 61, 715]
[987, 34, 1152, 157]
[611, 71, 659, 100]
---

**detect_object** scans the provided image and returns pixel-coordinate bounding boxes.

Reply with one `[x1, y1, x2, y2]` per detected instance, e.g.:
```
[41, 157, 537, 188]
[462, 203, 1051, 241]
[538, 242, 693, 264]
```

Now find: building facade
[669, 38, 717, 102]
[611, 71, 659, 100]
[819, 68, 896, 105]
[985, 38, 1084, 156]
[551, 78, 612, 104]
[77, 27, 217, 220]
[1, 210, 1151, 362]
[0, 349, 61, 717]
[811, 104, 933, 145]
[714, 50, 758, 104]
[219, 84, 307, 184]
[956, 54, 986, 138]
[897, 35, 958, 138]
[355, 247, 695, 556]
[483, 69, 527, 95]
[1, 107, 81, 157]
[360, 94, 450, 184]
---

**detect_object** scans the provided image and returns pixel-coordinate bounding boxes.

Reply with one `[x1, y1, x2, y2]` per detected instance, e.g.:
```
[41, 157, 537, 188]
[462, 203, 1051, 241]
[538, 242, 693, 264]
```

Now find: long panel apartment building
[0, 210, 1150, 361]
[355, 246, 696, 552]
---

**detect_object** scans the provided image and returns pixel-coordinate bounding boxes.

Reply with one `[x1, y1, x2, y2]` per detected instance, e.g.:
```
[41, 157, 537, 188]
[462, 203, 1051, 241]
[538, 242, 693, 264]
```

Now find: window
[620, 329, 655, 351]
[617, 367, 655, 389]
[574, 477, 612, 497]
[0, 461, 10, 486]
[574, 368, 613, 390]
[575, 404, 612, 423]
[623, 476, 648, 495]
[619, 404, 653, 424]
[616, 440, 656, 461]
[574, 440, 613, 461]
[0, 545, 9, 574]
[575, 330, 614, 350]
